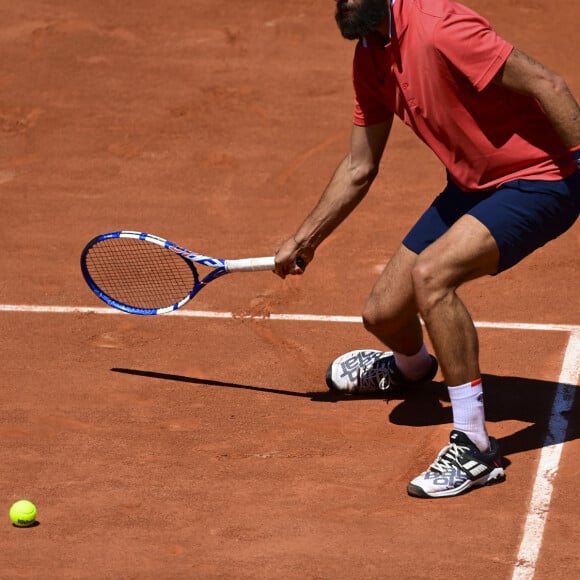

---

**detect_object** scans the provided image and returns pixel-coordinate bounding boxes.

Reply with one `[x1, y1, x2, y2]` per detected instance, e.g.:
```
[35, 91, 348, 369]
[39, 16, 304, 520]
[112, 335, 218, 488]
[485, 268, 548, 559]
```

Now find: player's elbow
[346, 158, 380, 189]
[532, 70, 569, 100]
[549, 73, 570, 98]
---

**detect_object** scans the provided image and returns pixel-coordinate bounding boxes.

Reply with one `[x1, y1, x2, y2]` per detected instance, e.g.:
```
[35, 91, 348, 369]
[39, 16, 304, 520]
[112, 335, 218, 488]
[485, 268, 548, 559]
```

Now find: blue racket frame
[80, 231, 275, 315]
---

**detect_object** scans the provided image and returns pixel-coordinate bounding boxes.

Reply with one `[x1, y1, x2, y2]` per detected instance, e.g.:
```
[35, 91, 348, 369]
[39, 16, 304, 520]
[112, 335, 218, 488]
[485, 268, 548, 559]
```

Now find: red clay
[1, 1, 579, 578]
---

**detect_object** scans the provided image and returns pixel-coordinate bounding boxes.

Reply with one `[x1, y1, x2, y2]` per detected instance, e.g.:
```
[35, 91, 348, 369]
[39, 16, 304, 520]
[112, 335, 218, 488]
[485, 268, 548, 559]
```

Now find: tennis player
[274, 0, 580, 498]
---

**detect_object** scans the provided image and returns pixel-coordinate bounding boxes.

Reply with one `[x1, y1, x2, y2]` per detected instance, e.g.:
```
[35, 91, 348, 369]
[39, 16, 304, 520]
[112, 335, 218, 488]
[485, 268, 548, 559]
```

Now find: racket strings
[85, 238, 199, 309]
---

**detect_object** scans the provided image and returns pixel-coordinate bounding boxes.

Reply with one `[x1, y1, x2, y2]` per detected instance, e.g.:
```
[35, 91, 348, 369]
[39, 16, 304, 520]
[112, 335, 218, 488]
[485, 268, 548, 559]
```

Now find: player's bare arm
[493, 47, 580, 148]
[274, 119, 392, 277]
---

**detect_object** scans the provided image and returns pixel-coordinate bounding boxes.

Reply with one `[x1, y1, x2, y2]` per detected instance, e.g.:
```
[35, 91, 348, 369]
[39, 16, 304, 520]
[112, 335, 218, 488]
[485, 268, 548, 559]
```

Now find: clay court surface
[1, 0, 579, 578]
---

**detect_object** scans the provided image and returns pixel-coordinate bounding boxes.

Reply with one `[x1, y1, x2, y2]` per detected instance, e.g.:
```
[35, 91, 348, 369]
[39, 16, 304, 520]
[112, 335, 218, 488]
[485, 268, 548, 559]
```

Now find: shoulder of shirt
[407, 0, 479, 20]
[409, 0, 493, 45]
[408, 0, 448, 19]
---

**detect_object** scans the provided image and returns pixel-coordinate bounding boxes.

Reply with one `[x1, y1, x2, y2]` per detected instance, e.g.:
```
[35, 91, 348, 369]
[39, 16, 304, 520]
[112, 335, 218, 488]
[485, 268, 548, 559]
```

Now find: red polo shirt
[353, 0, 576, 191]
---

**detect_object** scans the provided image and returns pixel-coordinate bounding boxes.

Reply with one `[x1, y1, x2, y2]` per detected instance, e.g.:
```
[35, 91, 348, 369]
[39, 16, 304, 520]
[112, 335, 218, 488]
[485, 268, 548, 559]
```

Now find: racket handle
[225, 257, 276, 272]
[225, 256, 307, 273]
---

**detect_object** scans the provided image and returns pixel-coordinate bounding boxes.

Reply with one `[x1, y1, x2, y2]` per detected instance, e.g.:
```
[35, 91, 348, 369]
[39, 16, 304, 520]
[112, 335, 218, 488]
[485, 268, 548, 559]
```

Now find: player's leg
[325, 242, 439, 394]
[362, 243, 423, 356]
[411, 214, 499, 386]
[404, 215, 511, 499]
[408, 172, 580, 498]
[414, 170, 580, 391]
[325, 177, 481, 395]
[325, 180, 455, 395]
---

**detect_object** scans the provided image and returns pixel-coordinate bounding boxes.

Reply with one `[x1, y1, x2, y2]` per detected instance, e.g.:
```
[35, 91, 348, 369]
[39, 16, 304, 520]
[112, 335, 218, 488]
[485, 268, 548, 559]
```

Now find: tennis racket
[81, 230, 299, 315]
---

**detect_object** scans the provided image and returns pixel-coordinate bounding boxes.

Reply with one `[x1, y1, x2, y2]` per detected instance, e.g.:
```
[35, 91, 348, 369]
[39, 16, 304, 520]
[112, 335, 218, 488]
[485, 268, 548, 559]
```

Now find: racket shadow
[111, 367, 317, 399]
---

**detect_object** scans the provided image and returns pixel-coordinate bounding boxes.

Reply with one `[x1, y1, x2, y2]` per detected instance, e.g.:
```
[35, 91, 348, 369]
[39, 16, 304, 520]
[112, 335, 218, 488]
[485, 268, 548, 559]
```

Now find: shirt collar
[361, 0, 401, 48]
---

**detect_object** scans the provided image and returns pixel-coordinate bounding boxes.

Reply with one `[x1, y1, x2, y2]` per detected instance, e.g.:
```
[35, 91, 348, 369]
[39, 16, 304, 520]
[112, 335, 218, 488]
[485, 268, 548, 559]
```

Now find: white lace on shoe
[428, 442, 469, 474]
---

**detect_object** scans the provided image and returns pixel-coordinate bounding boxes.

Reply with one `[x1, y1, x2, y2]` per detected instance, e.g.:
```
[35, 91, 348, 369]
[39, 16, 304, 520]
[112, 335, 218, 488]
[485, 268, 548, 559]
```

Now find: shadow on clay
[111, 368, 578, 460]
[111, 367, 315, 399]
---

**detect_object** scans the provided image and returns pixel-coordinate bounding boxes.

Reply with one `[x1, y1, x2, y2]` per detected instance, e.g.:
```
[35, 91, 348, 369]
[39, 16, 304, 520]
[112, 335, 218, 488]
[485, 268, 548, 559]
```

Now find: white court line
[0, 304, 579, 333]
[512, 331, 580, 580]
[2, 302, 580, 579]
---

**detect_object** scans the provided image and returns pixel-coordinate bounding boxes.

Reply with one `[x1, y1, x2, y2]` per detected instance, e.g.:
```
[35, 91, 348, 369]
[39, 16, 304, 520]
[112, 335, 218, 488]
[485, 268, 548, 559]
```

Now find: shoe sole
[407, 468, 506, 499]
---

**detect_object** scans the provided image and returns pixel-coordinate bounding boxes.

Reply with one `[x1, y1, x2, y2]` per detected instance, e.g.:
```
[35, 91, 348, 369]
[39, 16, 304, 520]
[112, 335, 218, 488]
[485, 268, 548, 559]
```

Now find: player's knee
[411, 257, 448, 312]
[362, 299, 381, 333]
[362, 297, 400, 337]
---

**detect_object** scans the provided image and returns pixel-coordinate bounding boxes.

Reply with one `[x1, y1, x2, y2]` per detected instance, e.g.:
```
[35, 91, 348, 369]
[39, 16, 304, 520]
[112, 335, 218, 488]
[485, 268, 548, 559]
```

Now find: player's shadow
[111, 369, 578, 460]
[386, 373, 580, 459]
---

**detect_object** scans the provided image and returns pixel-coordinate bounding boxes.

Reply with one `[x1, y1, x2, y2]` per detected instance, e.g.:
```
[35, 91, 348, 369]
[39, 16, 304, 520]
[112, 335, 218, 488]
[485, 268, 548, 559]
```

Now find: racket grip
[225, 256, 307, 272]
[225, 257, 276, 272]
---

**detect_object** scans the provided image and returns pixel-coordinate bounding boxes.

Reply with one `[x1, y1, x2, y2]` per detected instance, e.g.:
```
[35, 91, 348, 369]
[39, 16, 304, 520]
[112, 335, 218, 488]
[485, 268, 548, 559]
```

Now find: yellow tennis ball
[9, 500, 37, 528]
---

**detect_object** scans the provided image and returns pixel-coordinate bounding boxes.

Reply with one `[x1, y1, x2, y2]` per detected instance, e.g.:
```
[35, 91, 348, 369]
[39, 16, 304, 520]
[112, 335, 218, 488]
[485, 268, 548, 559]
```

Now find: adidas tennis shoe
[325, 349, 438, 394]
[407, 430, 506, 498]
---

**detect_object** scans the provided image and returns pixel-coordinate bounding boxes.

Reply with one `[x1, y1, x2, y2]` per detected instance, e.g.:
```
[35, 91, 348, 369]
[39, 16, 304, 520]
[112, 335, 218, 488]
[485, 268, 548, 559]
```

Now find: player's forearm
[293, 155, 376, 250]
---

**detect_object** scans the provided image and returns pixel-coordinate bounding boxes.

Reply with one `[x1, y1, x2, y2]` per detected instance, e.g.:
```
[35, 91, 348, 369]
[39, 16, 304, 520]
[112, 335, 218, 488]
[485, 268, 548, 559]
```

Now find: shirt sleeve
[434, 7, 513, 92]
[352, 40, 393, 126]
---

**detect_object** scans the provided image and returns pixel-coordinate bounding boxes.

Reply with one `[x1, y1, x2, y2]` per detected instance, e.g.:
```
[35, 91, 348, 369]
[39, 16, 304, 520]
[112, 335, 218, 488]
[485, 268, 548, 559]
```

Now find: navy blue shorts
[402, 171, 580, 273]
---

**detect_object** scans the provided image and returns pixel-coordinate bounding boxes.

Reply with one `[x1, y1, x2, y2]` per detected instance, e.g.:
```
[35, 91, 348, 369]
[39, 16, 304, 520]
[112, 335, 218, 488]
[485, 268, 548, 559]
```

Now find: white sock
[448, 379, 489, 452]
[393, 343, 433, 381]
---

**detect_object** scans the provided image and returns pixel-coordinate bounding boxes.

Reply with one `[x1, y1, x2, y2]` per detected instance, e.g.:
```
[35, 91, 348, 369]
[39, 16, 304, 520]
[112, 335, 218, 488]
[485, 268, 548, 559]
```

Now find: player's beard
[335, 0, 390, 40]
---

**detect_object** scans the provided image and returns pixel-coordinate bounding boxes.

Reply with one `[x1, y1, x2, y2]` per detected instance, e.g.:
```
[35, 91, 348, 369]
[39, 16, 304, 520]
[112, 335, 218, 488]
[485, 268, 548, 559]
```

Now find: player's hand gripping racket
[81, 231, 303, 315]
